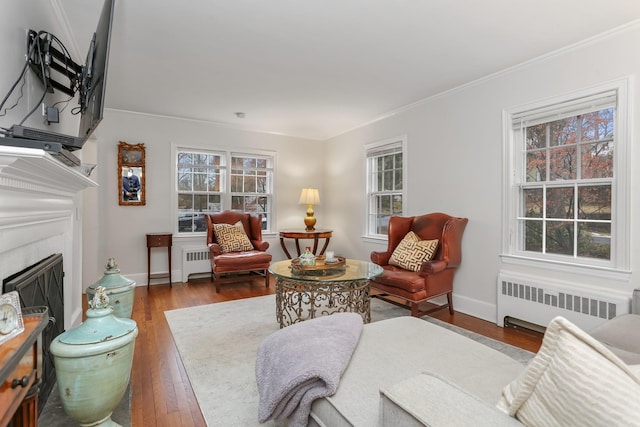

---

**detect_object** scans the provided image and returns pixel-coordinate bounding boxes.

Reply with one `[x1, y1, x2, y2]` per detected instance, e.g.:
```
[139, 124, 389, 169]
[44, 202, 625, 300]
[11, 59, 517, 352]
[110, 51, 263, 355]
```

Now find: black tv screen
[78, 0, 115, 142]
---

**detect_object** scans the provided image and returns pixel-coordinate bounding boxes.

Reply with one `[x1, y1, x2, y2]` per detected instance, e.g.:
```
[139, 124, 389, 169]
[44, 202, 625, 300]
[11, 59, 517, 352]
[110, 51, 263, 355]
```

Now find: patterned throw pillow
[388, 231, 439, 272]
[213, 221, 254, 253]
[497, 316, 640, 426]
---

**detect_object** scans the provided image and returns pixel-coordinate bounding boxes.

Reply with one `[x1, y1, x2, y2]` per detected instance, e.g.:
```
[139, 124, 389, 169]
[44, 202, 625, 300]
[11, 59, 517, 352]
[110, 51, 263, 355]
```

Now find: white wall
[81, 110, 322, 288]
[324, 23, 640, 322]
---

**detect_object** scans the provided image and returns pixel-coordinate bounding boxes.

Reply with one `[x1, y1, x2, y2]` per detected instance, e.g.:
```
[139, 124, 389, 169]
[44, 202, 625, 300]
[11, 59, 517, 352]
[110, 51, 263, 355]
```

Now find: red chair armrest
[253, 240, 270, 251]
[371, 251, 391, 266]
[418, 259, 447, 277]
[208, 243, 222, 257]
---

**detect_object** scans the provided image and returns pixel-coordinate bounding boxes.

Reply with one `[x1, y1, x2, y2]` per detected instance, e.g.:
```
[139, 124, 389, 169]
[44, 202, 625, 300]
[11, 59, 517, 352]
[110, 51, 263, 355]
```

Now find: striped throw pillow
[497, 316, 640, 425]
[389, 231, 439, 272]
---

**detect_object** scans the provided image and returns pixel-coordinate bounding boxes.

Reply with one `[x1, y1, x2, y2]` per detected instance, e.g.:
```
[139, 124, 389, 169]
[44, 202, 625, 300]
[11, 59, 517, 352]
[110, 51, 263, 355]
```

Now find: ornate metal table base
[275, 277, 371, 328]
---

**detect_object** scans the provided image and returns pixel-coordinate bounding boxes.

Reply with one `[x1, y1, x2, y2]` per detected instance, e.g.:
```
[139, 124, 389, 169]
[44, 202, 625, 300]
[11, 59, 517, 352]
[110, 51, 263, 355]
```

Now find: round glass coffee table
[269, 258, 383, 328]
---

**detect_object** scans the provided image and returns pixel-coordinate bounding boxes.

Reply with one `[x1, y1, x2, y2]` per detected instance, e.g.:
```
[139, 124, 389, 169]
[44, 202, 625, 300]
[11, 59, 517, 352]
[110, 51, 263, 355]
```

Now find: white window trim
[500, 78, 631, 278]
[171, 143, 277, 237]
[362, 135, 408, 241]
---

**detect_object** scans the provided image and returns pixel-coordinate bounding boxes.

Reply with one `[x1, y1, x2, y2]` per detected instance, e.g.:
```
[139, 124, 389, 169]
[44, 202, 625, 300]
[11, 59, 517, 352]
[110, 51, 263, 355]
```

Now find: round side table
[278, 229, 333, 259]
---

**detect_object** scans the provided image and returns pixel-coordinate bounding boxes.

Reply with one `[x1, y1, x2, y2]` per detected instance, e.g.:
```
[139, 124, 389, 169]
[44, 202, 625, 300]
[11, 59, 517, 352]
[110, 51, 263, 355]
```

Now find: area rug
[164, 295, 534, 426]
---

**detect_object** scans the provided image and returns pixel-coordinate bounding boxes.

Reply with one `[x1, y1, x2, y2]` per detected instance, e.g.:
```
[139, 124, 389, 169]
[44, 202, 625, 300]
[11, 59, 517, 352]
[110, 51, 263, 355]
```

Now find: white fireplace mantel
[0, 145, 96, 195]
[0, 144, 97, 328]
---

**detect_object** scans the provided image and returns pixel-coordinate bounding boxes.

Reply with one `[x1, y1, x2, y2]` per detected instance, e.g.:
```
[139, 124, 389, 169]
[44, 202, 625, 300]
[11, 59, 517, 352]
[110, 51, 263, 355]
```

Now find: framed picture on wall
[118, 141, 146, 206]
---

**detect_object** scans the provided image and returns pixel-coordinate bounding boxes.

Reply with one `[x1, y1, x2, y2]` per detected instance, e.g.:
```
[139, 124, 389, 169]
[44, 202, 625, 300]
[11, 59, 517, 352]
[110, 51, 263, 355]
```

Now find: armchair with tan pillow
[370, 212, 468, 317]
[206, 211, 272, 292]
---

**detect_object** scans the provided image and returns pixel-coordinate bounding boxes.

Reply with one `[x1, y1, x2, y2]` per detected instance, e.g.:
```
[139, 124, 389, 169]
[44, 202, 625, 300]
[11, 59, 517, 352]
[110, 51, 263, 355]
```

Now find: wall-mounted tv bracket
[26, 30, 83, 97]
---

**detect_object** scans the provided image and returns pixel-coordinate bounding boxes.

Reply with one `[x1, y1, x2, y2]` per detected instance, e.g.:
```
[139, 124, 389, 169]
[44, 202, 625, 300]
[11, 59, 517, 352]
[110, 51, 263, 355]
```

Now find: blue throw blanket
[255, 313, 364, 426]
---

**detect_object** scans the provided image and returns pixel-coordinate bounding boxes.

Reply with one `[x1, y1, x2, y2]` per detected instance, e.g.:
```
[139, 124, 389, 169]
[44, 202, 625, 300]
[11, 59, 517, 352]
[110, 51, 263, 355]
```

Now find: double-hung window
[177, 150, 224, 233]
[230, 154, 273, 228]
[503, 80, 629, 272]
[365, 136, 406, 238]
[175, 147, 274, 234]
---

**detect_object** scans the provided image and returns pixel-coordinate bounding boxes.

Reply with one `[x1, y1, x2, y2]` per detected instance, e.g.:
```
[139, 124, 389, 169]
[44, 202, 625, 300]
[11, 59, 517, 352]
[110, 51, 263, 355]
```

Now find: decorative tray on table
[290, 255, 346, 274]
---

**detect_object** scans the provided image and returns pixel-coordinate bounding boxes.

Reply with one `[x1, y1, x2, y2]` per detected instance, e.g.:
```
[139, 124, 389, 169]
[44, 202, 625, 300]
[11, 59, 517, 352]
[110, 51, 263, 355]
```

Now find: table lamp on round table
[298, 187, 320, 231]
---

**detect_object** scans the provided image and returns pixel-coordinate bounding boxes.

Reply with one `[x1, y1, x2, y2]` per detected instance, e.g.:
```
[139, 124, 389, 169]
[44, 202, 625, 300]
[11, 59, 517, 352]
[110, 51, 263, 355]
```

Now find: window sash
[516, 180, 612, 259]
[365, 138, 404, 237]
[230, 154, 273, 228]
[176, 149, 274, 234]
[515, 101, 615, 262]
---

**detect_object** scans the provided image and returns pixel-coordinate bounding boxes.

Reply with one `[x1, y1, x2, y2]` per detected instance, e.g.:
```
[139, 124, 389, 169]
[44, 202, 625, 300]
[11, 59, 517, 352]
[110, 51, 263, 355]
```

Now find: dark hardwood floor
[101, 276, 543, 427]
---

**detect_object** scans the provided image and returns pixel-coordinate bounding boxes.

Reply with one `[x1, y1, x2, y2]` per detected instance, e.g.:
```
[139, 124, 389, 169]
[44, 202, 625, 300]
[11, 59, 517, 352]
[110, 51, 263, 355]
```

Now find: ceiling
[56, 0, 640, 140]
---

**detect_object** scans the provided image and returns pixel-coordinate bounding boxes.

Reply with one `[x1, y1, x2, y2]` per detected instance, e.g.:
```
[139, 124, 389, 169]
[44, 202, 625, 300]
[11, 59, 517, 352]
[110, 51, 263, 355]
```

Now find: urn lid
[57, 287, 137, 346]
[88, 258, 135, 291]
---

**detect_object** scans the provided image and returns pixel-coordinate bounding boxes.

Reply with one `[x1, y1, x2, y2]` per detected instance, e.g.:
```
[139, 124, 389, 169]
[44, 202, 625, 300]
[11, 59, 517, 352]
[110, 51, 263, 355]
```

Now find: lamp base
[304, 205, 316, 231]
[304, 216, 316, 231]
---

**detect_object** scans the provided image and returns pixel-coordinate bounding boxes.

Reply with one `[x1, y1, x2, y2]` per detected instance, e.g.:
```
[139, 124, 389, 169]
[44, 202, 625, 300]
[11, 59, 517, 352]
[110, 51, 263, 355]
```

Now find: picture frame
[118, 141, 146, 206]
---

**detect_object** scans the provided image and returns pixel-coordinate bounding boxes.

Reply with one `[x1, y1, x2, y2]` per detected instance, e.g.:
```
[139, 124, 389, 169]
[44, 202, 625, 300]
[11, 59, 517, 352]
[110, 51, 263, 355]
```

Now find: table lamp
[298, 187, 320, 231]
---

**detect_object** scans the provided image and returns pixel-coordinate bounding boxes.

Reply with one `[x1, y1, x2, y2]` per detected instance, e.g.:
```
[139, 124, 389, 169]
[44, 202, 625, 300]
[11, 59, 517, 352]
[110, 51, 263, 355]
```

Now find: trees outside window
[521, 108, 613, 260]
[503, 81, 629, 271]
[177, 150, 223, 233]
[230, 155, 272, 229]
[175, 148, 274, 234]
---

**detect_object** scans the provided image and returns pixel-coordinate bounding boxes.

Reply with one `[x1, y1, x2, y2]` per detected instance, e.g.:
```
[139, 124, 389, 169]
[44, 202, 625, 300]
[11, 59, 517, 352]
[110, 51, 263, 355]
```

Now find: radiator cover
[497, 273, 630, 331]
[182, 246, 210, 282]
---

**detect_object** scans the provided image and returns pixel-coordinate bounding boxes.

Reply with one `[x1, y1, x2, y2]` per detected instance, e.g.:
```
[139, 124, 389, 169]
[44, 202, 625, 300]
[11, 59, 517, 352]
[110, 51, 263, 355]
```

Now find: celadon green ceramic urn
[50, 286, 138, 427]
[86, 257, 136, 318]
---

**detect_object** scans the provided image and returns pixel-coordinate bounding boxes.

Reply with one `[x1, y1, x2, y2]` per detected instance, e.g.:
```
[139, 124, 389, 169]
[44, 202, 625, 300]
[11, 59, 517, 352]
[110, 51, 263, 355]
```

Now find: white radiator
[497, 273, 631, 332]
[181, 246, 211, 282]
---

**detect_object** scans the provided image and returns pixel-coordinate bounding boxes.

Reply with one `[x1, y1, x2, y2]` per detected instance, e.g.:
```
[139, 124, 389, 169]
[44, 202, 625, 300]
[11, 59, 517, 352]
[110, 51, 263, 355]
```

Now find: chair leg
[410, 302, 420, 317]
[265, 269, 269, 288]
[212, 271, 221, 293]
[447, 292, 454, 315]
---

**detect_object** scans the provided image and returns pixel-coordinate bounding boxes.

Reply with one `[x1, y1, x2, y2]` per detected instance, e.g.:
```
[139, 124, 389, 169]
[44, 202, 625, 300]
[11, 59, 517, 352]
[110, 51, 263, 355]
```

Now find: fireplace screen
[3, 253, 64, 414]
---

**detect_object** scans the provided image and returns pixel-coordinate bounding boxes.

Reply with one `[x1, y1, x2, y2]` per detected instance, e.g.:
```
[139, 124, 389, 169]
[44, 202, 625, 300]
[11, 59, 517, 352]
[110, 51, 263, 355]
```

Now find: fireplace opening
[3, 253, 64, 415]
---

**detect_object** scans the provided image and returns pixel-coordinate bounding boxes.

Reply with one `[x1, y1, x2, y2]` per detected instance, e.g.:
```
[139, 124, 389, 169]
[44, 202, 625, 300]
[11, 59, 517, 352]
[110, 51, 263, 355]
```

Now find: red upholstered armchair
[206, 211, 272, 292]
[370, 212, 468, 317]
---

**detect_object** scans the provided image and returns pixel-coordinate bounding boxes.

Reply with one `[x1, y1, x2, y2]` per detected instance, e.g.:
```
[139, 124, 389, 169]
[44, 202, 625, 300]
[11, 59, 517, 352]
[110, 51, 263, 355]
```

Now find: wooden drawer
[0, 347, 35, 425]
[0, 311, 47, 427]
[147, 233, 172, 248]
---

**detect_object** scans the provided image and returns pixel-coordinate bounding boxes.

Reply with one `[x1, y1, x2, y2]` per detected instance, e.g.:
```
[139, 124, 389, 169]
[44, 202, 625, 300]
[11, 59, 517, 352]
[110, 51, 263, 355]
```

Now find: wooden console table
[147, 232, 172, 289]
[279, 229, 333, 259]
[0, 307, 48, 427]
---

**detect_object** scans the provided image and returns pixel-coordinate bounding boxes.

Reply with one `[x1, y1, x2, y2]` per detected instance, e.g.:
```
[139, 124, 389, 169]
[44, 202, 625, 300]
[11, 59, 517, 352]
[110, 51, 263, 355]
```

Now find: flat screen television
[78, 0, 115, 142]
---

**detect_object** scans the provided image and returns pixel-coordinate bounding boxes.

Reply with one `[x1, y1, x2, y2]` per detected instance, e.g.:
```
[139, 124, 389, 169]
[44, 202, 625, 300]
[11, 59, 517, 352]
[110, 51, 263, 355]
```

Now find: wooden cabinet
[0, 308, 48, 427]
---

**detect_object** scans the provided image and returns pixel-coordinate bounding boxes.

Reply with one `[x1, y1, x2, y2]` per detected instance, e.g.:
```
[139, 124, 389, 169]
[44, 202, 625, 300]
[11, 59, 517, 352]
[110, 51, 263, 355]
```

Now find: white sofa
[308, 290, 640, 426]
[590, 289, 640, 364]
[307, 316, 528, 426]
